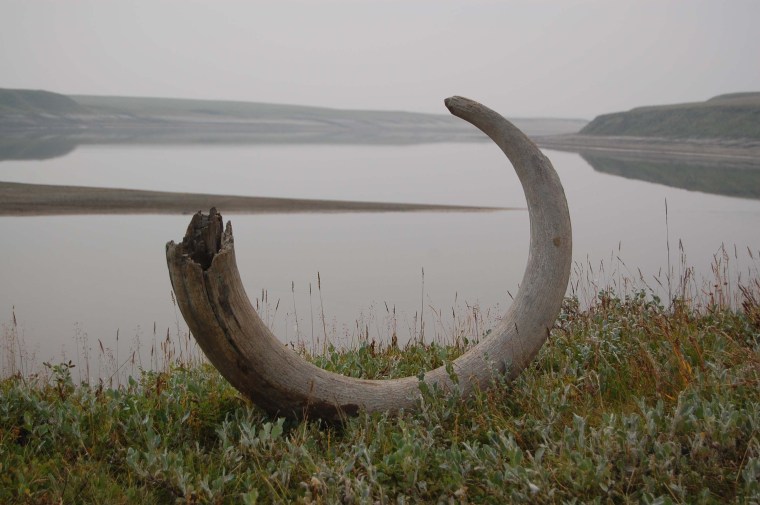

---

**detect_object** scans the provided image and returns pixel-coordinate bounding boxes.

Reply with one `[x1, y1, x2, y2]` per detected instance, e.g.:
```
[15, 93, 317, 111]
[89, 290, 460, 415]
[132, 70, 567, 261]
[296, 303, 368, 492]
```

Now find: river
[1, 142, 758, 378]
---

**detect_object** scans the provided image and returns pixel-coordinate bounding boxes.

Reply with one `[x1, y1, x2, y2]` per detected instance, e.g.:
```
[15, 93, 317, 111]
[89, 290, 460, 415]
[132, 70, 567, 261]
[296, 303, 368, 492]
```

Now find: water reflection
[0, 135, 78, 161]
[581, 151, 760, 200]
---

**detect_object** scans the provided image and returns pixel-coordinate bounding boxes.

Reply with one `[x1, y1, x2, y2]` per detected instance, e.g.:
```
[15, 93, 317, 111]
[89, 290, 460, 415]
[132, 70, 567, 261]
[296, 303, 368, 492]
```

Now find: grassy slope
[581, 92, 760, 140]
[2, 282, 758, 503]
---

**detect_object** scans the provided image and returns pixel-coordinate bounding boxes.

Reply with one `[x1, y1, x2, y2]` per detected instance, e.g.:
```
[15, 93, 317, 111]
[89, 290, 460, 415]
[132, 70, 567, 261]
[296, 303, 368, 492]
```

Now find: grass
[1, 262, 759, 503]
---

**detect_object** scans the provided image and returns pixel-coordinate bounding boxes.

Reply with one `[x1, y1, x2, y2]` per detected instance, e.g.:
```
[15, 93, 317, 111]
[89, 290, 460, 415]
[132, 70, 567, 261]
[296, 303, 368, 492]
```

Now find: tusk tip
[444, 96, 478, 115]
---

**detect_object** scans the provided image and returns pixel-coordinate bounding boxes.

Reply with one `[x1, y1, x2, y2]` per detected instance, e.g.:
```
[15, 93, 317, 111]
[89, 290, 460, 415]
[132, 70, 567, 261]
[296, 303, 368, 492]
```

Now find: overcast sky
[2, 0, 759, 119]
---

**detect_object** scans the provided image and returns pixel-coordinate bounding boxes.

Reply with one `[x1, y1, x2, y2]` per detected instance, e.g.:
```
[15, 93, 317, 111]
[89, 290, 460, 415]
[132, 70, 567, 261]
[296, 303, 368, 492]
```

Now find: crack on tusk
[182, 207, 223, 270]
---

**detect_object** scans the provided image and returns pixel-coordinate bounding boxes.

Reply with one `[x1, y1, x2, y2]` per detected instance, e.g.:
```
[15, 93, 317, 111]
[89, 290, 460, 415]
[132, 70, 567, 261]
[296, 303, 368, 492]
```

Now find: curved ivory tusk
[166, 97, 572, 420]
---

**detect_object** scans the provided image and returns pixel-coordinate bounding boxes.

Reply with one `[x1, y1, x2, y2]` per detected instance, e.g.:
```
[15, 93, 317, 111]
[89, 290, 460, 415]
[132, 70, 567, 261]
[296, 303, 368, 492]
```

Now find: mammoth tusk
[165, 96, 572, 420]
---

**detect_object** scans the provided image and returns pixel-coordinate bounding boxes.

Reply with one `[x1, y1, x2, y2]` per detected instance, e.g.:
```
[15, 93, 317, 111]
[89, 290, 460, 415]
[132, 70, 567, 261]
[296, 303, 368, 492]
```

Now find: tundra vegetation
[1, 259, 759, 503]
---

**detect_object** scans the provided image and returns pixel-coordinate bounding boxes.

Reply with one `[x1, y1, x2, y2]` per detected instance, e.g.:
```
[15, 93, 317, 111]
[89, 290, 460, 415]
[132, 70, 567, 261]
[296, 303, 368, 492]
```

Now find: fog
[2, 0, 759, 118]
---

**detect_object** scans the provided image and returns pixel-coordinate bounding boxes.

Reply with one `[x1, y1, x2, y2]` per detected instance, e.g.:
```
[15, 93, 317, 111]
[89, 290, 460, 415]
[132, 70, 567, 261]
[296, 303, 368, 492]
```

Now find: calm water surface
[1, 143, 758, 374]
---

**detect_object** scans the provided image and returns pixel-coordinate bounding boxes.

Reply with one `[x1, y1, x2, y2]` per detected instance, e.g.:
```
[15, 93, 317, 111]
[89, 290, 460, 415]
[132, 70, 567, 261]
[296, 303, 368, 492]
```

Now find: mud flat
[0, 181, 512, 216]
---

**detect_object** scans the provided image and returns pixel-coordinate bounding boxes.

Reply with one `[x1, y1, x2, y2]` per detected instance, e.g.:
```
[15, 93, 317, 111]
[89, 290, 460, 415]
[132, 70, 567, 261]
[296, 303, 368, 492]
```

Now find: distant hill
[0, 88, 89, 116]
[581, 93, 760, 140]
[70, 94, 587, 137]
[0, 89, 586, 144]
